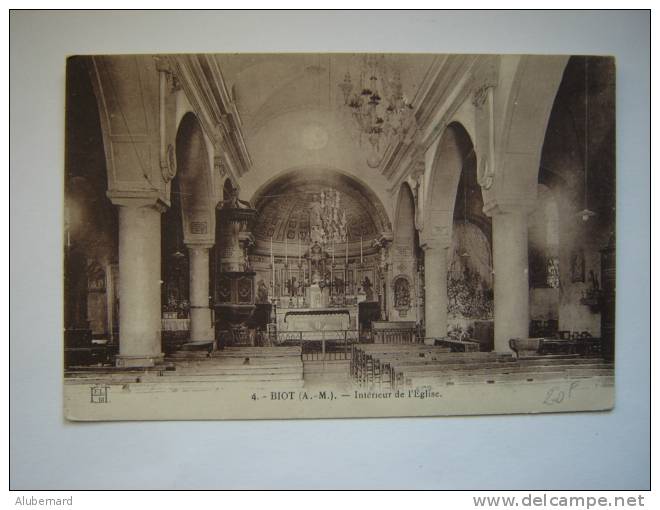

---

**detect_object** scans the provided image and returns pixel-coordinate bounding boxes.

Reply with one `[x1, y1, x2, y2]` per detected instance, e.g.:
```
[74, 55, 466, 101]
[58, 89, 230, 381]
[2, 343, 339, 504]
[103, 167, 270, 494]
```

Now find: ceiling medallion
[300, 123, 329, 150]
[338, 55, 417, 168]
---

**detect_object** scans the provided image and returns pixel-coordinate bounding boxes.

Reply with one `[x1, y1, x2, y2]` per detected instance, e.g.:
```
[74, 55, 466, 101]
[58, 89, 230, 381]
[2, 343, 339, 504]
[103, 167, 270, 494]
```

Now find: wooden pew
[430, 337, 481, 352]
[386, 352, 515, 390]
[354, 341, 614, 391]
[509, 337, 603, 358]
[351, 344, 454, 387]
[353, 346, 504, 382]
[395, 357, 613, 389]
[402, 367, 613, 388]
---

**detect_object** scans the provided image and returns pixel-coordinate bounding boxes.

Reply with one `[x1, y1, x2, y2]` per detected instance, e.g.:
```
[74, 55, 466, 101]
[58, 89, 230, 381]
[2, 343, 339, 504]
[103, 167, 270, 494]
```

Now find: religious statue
[571, 248, 585, 283]
[256, 279, 269, 304]
[218, 183, 252, 210]
[287, 276, 298, 296]
[394, 276, 411, 309]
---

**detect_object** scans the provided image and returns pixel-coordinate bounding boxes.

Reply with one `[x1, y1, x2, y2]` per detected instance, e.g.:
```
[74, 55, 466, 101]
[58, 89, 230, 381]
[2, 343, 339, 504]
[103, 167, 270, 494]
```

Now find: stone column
[422, 241, 449, 344]
[186, 243, 215, 346]
[487, 203, 531, 352]
[109, 193, 167, 367]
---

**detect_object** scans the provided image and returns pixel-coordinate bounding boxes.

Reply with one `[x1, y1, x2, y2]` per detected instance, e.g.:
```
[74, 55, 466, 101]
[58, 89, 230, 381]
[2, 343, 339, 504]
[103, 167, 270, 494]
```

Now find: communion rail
[275, 330, 360, 361]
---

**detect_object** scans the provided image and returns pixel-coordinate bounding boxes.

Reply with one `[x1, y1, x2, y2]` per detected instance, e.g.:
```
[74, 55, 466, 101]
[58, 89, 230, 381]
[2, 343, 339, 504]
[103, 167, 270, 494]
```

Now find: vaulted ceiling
[214, 54, 437, 211]
[215, 54, 434, 136]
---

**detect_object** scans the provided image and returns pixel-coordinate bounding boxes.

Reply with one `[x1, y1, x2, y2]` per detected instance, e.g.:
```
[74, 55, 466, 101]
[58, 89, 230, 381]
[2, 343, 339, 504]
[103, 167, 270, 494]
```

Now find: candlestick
[285, 235, 288, 264]
[332, 238, 335, 263]
[345, 239, 348, 265]
[331, 264, 333, 296]
[298, 236, 301, 263]
[360, 235, 363, 264]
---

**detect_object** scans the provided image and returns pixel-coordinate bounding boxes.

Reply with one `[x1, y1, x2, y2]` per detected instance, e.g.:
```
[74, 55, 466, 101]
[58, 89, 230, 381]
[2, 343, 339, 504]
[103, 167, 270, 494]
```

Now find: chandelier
[309, 189, 348, 246]
[339, 55, 416, 167]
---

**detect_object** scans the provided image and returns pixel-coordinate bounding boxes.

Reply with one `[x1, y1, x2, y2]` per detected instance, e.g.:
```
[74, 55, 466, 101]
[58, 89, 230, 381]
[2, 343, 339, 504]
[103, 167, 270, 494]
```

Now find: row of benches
[65, 346, 305, 389]
[350, 344, 613, 390]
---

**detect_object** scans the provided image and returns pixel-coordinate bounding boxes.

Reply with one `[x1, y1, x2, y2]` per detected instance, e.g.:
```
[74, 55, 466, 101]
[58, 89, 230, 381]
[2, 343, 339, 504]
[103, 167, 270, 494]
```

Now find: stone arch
[250, 166, 392, 247]
[65, 56, 119, 341]
[424, 122, 476, 246]
[484, 55, 569, 208]
[174, 112, 215, 244]
[393, 182, 417, 242]
[85, 55, 164, 195]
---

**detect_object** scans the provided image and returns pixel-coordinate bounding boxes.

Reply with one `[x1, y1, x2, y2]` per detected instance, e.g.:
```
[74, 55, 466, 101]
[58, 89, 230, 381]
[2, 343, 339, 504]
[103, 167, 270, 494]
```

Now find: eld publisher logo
[90, 385, 109, 404]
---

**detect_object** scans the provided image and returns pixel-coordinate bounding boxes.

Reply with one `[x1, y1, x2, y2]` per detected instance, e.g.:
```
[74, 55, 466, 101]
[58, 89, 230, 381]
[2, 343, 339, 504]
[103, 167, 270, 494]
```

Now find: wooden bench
[429, 337, 481, 352]
[351, 344, 454, 387]
[350, 344, 502, 385]
[396, 356, 613, 389]
[509, 337, 603, 358]
[401, 364, 613, 388]
[386, 352, 514, 390]
[361, 348, 458, 387]
[351, 342, 613, 391]
[64, 344, 118, 368]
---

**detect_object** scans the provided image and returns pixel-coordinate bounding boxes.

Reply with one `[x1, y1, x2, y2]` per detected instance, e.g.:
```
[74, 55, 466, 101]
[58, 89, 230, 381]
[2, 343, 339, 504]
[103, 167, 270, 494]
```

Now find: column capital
[420, 238, 450, 252]
[372, 232, 393, 249]
[410, 158, 426, 180]
[185, 241, 215, 251]
[107, 190, 169, 212]
[482, 196, 536, 218]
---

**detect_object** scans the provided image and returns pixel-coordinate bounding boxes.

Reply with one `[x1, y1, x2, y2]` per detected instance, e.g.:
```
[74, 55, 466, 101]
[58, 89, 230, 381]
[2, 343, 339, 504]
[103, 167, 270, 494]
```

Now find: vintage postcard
[63, 53, 615, 420]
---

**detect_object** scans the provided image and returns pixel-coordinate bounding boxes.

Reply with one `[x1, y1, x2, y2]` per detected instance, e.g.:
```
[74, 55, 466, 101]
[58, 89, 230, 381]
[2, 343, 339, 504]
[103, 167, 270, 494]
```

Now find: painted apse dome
[252, 170, 389, 247]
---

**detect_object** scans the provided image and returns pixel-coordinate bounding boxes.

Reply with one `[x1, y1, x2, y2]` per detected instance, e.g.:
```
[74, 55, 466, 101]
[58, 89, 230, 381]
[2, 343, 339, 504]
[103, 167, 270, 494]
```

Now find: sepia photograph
[11, 9, 650, 492]
[63, 52, 616, 421]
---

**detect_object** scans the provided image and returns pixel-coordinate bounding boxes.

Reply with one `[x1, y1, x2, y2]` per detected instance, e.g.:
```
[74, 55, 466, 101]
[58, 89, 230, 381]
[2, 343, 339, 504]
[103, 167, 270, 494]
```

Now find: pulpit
[213, 183, 258, 347]
[215, 271, 256, 334]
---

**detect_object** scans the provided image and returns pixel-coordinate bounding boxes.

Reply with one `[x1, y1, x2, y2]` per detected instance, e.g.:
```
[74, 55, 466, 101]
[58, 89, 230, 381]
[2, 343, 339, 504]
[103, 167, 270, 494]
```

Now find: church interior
[63, 53, 615, 392]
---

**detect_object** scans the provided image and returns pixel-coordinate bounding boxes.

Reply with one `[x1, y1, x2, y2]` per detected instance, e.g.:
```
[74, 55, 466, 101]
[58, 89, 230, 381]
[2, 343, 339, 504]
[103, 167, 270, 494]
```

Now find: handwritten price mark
[543, 381, 579, 405]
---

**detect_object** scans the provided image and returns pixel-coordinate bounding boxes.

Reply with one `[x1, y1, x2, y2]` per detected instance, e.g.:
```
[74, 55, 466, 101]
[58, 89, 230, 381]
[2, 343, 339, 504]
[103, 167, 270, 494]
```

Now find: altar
[276, 306, 357, 336]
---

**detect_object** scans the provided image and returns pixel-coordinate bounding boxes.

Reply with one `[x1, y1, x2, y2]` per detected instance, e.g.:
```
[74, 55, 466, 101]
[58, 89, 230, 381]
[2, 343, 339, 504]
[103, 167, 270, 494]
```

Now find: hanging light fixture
[308, 189, 348, 247]
[339, 55, 416, 168]
[577, 56, 596, 222]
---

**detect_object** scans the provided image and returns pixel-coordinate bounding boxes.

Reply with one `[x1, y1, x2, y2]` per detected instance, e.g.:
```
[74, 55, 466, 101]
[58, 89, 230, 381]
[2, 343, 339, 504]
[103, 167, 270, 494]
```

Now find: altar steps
[212, 346, 302, 358]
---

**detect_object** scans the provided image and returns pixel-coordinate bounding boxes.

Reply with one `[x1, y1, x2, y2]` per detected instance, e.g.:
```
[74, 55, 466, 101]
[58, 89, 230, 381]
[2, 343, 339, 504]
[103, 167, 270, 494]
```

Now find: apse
[251, 168, 391, 251]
